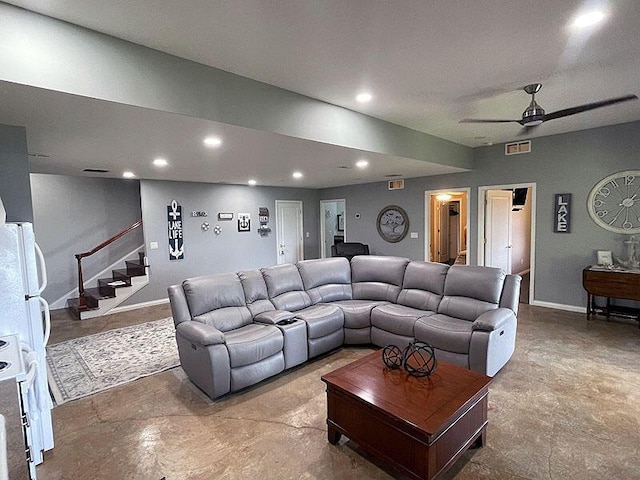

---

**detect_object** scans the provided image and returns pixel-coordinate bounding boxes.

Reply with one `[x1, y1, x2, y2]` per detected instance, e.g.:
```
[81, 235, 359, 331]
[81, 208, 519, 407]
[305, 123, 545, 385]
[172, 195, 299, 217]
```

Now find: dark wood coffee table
[321, 351, 492, 480]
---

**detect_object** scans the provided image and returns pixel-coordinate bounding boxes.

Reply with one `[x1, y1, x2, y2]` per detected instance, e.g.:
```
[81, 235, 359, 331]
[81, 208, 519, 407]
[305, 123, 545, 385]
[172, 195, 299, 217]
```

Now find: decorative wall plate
[587, 170, 640, 234]
[376, 205, 409, 243]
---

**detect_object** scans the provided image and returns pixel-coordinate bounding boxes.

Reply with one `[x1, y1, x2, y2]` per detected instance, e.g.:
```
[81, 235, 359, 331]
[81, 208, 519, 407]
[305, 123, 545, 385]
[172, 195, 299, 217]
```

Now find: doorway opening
[478, 183, 535, 304]
[275, 200, 303, 264]
[424, 189, 470, 265]
[319, 199, 345, 258]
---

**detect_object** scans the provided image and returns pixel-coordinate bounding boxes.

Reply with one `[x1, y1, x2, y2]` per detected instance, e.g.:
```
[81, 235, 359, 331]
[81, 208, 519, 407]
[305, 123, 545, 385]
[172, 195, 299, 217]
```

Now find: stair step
[98, 277, 131, 295]
[84, 287, 115, 301]
[125, 260, 147, 276]
[68, 297, 100, 313]
[112, 269, 134, 281]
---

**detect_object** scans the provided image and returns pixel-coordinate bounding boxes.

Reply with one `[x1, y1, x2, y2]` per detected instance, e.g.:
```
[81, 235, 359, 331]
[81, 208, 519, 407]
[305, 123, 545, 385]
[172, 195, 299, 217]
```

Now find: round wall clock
[587, 170, 640, 234]
[376, 205, 409, 243]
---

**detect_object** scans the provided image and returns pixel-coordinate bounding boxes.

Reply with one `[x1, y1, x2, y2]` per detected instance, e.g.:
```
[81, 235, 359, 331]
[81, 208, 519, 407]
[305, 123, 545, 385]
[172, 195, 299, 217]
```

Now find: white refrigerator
[0, 222, 54, 467]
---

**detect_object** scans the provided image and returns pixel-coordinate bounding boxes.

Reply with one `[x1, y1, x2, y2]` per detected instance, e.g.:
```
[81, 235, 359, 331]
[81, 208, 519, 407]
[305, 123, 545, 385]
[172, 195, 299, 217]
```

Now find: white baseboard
[530, 300, 586, 314]
[109, 297, 170, 315]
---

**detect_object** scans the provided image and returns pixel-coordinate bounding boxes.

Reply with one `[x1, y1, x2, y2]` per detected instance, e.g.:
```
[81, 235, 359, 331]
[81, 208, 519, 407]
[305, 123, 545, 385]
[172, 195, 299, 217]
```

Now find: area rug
[46, 318, 179, 405]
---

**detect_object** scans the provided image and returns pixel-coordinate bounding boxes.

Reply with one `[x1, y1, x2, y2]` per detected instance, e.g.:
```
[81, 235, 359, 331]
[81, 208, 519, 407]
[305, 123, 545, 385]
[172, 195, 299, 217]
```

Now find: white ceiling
[3, 0, 640, 187]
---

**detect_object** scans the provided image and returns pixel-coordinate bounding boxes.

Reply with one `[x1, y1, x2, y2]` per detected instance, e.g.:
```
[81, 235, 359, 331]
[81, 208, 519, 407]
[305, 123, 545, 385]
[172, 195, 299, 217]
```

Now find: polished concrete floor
[38, 303, 640, 479]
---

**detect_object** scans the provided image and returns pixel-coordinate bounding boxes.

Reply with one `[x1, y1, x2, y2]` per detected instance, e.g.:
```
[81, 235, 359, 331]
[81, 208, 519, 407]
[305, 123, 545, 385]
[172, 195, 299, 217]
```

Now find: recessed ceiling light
[248, 179, 257, 186]
[356, 92, 373, 103]
[572, 10, 606, 29]
[292, 171, 303, 179]
[436, 194, 452, 202]
[122, 171, 135, 178]
[356, 159, 369, 169]
[153, 158, 168, 167]
[203, 136, 222, 147]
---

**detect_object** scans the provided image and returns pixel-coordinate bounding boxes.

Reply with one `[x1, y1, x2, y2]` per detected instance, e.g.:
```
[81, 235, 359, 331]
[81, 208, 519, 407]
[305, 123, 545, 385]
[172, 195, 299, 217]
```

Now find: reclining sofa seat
[414, 265, 520, 376]
[168, 272, 285, 399]
[370, 260, 449, 349]
[261, 263, 345, 359]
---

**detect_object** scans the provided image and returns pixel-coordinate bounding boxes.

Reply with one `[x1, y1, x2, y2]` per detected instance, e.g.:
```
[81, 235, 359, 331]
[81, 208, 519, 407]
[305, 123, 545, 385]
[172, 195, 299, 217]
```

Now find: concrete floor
[37, 303, 640, 479]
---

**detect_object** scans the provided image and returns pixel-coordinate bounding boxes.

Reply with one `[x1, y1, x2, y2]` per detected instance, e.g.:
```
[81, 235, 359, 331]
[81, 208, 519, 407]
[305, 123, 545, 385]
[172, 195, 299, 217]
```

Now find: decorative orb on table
[402, 342, 437, 377]
[381, 344, 403, 369]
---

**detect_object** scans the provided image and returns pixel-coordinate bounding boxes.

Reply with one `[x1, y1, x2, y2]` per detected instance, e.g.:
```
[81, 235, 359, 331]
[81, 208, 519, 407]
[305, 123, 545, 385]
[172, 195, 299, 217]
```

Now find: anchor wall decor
[168, 199, 184, 260]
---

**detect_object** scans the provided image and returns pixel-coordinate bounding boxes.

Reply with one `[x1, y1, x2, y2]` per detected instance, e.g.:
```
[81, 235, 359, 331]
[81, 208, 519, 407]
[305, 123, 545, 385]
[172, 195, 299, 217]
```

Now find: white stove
[0, 335, 34, 480]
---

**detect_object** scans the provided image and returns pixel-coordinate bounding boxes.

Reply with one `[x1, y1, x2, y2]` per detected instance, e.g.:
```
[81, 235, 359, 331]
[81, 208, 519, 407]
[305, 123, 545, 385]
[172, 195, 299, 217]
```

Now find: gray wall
[30, 174, 143, 305]
[132, 180, 319, 304]
[321, 120, 640, 309]
[0, 124, 33, 222]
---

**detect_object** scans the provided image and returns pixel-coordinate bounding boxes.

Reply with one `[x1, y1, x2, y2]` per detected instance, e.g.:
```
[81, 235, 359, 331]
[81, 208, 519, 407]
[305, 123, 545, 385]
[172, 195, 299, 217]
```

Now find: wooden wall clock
[587, 170, 640, 234]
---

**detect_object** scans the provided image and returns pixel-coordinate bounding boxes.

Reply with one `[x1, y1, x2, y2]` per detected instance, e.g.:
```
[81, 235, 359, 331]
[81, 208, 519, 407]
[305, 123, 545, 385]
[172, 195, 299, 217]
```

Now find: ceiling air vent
[505, 140, 531, 156]
[83, 168, 110, 173]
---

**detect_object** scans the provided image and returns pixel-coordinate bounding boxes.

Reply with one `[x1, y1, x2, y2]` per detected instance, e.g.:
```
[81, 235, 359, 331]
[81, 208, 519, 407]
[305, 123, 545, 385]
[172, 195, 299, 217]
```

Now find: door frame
[477, 182, 536, 303]
[275, 200, 304, 264]
[319, 198, 346, 258]
[424, 187, 470, 264]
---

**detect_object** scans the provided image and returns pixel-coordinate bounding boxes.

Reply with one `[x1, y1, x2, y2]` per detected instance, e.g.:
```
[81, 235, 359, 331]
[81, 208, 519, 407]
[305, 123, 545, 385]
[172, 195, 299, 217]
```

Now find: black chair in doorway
[330, 242, 370, 261]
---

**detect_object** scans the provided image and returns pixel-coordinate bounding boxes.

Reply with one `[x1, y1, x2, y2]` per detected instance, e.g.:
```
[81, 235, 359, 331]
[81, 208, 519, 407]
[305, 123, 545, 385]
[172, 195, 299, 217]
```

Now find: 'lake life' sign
[553, 194, 571, 233]
[168, 199, 184, 260]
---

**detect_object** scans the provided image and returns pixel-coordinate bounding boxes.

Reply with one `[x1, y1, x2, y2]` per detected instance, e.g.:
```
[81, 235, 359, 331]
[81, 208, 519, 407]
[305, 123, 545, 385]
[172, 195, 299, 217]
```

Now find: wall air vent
[83, 168, 110, 173]
[388, 179, 405, 190]
[505, 140, 531, 155]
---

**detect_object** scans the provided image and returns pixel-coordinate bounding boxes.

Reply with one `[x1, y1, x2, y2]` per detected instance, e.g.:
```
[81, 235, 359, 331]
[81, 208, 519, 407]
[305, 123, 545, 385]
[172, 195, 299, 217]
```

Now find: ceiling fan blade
[544, 95, 638, 121]
[459, 118, 520, 124]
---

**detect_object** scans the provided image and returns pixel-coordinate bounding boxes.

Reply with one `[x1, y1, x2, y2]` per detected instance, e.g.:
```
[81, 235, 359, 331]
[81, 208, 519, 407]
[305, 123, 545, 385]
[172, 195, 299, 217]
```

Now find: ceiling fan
[460, 83, 638, 129]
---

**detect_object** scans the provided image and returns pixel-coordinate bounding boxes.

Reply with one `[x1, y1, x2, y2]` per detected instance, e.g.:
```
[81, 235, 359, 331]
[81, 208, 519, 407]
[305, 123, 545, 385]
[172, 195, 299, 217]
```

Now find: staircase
[69, 251, 149, 319]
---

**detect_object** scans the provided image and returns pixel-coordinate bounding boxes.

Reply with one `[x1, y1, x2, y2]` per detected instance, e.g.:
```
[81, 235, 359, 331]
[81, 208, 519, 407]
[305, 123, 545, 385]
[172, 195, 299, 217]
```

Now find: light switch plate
[150, 241, 159, 250]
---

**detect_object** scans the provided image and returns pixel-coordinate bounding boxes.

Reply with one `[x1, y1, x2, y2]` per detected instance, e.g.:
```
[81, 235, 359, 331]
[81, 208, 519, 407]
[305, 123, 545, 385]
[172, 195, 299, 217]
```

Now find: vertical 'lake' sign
[168, 199, 184, 260]
[554, 194, 571, 233]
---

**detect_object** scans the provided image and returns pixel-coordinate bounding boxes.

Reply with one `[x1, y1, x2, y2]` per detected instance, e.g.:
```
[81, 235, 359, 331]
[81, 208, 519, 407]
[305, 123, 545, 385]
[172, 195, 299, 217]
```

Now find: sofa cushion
[183, 273, 252, 331]
[238, 269, 276, 317]
[437, 265, 505, 321]
[294, 304, 344, 339]
[371, 304, 433, 337]
[351, 255, 409, 302]
[443, 265, 506, 304]
[297, 258, 352, 303]
[262, 264, 312, 311]
[224, 324, 284, 368]
[330, 299, 388, 329]
[414, 314, 474, 354]
[397, 261, 449, 311]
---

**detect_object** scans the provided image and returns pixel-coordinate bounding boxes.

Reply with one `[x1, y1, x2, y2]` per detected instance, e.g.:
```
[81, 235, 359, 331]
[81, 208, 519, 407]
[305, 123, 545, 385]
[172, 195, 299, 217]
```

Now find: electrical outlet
[149, 241, 159, 250]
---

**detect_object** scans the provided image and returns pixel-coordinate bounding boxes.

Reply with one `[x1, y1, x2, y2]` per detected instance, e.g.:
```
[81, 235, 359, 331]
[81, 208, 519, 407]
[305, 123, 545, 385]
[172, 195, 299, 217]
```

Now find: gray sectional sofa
[168, 255, 521, 400]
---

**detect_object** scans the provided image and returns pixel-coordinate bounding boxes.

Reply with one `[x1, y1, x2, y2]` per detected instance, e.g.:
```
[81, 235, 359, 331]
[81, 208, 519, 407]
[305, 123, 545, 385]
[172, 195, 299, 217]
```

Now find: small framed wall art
[238, 213, 251, 232]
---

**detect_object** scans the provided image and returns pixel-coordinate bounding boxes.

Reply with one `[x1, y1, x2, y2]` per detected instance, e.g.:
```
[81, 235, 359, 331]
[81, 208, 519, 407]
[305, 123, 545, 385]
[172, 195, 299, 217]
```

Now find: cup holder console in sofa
[168, 256, 521, 400]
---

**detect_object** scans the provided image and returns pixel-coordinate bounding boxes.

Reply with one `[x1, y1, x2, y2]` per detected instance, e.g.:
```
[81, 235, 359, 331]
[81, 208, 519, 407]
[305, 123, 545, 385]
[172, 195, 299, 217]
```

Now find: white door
[485, 190, 512, 273]
[437, 201, 449, 262]
[276, 200, 303, 264]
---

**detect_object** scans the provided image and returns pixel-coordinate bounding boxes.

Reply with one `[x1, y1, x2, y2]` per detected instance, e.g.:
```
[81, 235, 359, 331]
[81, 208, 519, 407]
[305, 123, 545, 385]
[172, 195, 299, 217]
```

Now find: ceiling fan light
[523, 119, 544, 127]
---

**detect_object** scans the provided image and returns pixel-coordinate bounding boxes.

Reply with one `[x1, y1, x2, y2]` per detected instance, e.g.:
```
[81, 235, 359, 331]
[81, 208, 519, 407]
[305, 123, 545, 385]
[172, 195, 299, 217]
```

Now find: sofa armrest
[472, 308, 515, 332]
[176, 321, 225, 346]
[254, 310, 295, 325]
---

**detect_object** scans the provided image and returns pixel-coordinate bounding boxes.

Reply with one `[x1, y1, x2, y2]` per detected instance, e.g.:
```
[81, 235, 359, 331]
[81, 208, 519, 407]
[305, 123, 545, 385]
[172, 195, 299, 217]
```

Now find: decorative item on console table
[582, 265, 640, 327]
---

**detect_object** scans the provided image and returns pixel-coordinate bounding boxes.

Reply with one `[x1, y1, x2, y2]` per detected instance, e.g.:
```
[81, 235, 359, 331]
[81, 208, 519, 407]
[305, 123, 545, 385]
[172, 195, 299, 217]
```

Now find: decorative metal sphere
[382, 344, 403, 369]
[402, 342, 437, 377]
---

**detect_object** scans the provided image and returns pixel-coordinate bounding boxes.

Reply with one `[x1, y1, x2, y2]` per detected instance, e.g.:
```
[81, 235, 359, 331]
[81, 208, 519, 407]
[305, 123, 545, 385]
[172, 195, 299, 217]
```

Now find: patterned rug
[46, 318, 179, 405]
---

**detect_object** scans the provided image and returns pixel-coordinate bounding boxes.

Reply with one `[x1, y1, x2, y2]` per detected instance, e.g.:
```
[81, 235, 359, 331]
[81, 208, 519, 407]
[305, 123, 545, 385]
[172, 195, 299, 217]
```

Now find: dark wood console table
[582, 266, 640, 326]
